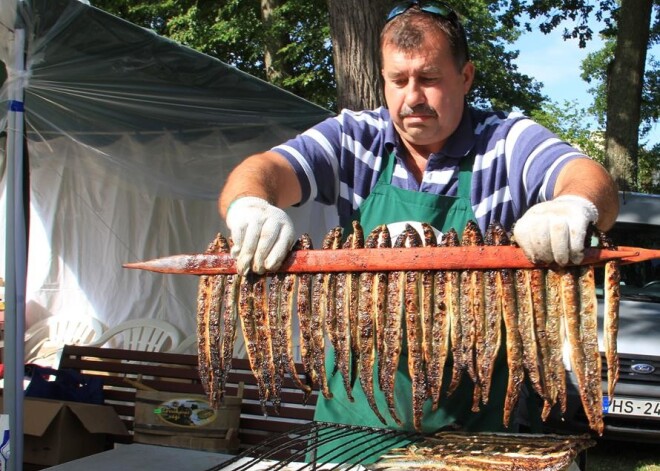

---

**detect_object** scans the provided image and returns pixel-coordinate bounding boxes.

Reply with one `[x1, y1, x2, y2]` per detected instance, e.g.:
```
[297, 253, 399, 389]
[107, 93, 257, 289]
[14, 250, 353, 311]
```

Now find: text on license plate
[604, 396, 660, 418]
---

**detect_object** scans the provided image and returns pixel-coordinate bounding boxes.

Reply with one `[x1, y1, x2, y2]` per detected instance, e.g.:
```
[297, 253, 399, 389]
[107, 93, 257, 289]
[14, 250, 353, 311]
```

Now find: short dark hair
[380, 6, 470, 71]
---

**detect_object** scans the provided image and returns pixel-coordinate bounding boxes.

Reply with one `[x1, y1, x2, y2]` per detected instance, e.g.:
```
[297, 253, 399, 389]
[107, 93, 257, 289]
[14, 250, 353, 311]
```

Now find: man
[219, 0, 618, 445]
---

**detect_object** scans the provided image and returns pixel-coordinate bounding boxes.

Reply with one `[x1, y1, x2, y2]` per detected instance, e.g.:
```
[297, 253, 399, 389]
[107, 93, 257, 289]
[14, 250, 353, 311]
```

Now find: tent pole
[4, 26, 27, 471]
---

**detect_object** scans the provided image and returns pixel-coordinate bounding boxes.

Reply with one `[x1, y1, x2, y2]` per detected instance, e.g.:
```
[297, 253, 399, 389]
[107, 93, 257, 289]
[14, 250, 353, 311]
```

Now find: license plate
[604, 396, 660, 419]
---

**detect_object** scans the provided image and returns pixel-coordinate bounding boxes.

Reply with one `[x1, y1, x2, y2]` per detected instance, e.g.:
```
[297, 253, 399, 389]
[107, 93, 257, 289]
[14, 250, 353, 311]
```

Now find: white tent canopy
[0, 1, 338, 466]
[0, 0, 336, 349]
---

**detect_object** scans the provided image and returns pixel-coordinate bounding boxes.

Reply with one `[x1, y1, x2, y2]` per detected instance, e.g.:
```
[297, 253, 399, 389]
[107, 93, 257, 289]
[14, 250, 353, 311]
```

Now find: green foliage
[458, 1, 546, 114]
[271, 1, 335, 109]
[503, 1, 660, 194]
[92, 0, 547, 113]
[499, 0, 618, 47]
[638, 143, 660, 194]
[93, 0, 335, 108]
[580, 39, 615, 128]
[531, 99, 660, 194]
[530, 100, 605, 164]
[90, 0, 660, 193]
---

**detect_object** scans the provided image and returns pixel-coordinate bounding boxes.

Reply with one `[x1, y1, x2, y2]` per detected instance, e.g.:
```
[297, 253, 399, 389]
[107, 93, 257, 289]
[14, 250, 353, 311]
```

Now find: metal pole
[4, 26, 27, 471]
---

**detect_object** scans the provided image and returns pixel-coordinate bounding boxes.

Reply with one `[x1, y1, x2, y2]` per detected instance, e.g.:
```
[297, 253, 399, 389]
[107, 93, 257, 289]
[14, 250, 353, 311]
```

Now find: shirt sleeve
[471, 113, 587, 232]
[505, 118, 586, 213]
[271, 115, 343, 206]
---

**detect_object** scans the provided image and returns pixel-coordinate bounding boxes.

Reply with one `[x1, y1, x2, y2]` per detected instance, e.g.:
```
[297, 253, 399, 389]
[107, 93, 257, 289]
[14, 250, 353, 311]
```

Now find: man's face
[382, 32, 474, 154]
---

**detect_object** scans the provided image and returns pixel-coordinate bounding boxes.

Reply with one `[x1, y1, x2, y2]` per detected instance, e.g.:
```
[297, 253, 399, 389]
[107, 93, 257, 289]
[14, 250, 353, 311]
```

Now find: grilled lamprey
[381, 229, 408, 425]
[428, 227, 451, 412]
[373, 225, 392, 390]
[420, 223, 437, 380]
[297, 234, 325, 395]
[578, 264, 604, 435]
[604, 258, 621, 401]
[322, 226, 343, 391]
[303, 233, 333, 400]
[280, 269, 313, 401]
[254, 272, 276, 413]
[480, 222, 505, 407]
[598, 232, 621, 401]
[515, 267, 546, 400]
[560, 267, 589, 426]
[334, 221, 365, 400]
[334, 233, 354, 401]
[268, 270, 285, 413]
[196, 233, 230, 407]
[444, 228, 463, 398]
[369, 431, 595, 471]
[455, 221, 484, 411]
[219, 262, 240, 403]
[490, 227, 525, 428]
[348, 221, 365, 389]
[357, 225, 388, 425]
[543, 267, 568, 419]
[189, 220, 627, 436]
[238, 273, 269, 413]
[403, 224, 428, 432]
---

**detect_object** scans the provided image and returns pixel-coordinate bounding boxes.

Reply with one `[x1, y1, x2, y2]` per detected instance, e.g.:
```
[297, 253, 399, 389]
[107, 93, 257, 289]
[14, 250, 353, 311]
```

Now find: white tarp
[0, 0, 336, 353]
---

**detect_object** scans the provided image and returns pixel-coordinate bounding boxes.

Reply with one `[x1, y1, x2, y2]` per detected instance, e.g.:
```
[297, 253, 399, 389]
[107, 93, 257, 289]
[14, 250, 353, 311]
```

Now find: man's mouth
[400, 105, 437, 119]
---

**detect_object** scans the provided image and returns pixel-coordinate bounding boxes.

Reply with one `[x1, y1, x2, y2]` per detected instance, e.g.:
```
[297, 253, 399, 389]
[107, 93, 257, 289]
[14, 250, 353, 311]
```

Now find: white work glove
[513, 195, 599, 266]
[226, 196, 296, 275]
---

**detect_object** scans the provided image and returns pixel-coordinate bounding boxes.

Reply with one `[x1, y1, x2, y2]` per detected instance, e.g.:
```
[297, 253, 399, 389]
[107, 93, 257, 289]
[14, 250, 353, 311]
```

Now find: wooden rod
[615, 246, 660, 265]
[123, 246, 650, 276]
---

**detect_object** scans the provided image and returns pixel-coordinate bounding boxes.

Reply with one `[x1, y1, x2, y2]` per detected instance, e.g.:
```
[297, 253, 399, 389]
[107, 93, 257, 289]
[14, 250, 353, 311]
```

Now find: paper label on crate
[154, 398, 217, 427]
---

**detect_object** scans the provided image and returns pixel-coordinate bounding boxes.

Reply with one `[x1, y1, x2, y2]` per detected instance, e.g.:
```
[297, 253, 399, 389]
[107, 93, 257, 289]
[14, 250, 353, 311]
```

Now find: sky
[512, 21, 660, 147]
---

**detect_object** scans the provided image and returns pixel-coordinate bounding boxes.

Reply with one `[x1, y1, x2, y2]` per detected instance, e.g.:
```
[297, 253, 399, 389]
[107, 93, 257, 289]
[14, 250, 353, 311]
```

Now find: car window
[596, 222, 660, 302]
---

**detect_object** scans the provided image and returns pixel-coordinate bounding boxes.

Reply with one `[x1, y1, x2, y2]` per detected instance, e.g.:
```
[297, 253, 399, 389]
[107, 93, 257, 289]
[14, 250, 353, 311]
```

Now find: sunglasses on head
[386, 0, 458, 23]
[385, 0, 470, 60]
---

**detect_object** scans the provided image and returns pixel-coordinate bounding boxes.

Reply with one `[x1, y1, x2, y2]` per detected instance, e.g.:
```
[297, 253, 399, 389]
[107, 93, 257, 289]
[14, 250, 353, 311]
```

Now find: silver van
[545, 192, 660, 441]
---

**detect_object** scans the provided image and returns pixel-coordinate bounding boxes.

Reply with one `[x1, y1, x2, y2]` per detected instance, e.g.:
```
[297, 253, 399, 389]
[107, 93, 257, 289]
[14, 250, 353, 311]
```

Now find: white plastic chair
[89, 318, 181, 352]
[24, 315, 105, 366]
[173, 333, 197, 354]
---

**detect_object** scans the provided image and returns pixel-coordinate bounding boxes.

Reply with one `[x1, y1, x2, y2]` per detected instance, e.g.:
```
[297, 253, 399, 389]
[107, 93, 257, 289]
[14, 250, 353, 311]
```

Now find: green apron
[311, 150, 511, 463]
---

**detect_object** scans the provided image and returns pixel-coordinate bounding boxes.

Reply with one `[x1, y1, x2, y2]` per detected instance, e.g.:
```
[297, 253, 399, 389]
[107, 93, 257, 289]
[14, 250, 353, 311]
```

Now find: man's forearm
[553, 158, 619, 231]
[219, 151, 302, 218]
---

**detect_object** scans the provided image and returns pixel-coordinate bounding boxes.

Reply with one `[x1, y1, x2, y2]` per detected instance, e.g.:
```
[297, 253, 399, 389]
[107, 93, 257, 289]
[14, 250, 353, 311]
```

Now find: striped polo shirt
[272, 104, 585, 233]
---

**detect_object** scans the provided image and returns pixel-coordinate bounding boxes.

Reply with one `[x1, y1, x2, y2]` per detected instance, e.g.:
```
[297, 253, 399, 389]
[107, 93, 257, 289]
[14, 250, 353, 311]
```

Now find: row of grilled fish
[368, 431, 595, 471]
[196, 221, 620, 435]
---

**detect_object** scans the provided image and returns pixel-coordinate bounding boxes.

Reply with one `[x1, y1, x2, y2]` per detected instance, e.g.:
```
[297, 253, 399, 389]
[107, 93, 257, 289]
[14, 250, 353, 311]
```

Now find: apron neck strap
[456, 152, 474, 199]
[382, 148, 474, 199]
[381, 149, 398, 183]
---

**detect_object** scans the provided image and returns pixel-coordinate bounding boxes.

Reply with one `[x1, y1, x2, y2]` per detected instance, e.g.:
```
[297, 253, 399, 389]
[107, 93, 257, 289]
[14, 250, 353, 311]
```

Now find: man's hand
[225, 196, 296, 275]
[513, 195, 599, 266]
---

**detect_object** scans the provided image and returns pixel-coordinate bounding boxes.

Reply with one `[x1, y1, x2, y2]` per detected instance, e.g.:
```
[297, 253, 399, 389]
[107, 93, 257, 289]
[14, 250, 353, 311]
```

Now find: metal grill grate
[208, 422, 424, 470]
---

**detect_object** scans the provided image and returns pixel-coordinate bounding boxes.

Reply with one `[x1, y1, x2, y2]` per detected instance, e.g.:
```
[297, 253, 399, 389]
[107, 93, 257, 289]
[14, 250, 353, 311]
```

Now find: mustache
[399, 104, 437, 118]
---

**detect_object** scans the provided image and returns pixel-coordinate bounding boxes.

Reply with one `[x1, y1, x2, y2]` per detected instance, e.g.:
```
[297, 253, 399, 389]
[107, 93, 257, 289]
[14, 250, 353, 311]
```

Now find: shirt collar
[384, 102, 475, 158]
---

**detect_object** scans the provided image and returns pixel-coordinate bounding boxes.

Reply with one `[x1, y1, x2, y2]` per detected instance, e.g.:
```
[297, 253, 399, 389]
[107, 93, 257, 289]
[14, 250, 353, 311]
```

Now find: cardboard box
[133, 387, 242, 453]
[20, 397, 129, 466]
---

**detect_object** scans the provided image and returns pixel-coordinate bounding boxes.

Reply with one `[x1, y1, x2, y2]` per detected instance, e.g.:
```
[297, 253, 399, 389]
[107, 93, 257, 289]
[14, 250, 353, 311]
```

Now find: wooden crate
[58, 345, 319, 457]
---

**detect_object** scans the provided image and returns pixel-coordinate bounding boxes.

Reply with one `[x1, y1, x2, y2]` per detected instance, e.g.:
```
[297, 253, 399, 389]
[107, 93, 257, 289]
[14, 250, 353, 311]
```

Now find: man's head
[381, 1, 474, 154]
[381, 1, 470, 72]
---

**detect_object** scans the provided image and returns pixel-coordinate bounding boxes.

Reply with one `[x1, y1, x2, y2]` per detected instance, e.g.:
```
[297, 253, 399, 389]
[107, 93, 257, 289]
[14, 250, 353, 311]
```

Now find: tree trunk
[604, 0, 652, 191]
[327, 0, 388, 110]
[261, 0, 290, 83]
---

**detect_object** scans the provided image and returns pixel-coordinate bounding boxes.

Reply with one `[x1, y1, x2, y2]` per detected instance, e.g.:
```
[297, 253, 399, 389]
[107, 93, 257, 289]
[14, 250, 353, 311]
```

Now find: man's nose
[404, 82, 425, 108]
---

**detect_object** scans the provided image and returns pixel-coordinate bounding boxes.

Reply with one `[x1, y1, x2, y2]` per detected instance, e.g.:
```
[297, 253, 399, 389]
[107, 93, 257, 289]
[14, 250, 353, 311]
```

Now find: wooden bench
[58, 345, 318, 455]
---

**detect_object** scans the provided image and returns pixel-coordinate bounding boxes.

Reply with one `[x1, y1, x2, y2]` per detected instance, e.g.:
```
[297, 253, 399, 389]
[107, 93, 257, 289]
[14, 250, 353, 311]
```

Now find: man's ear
[462, 61, 475, 94]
